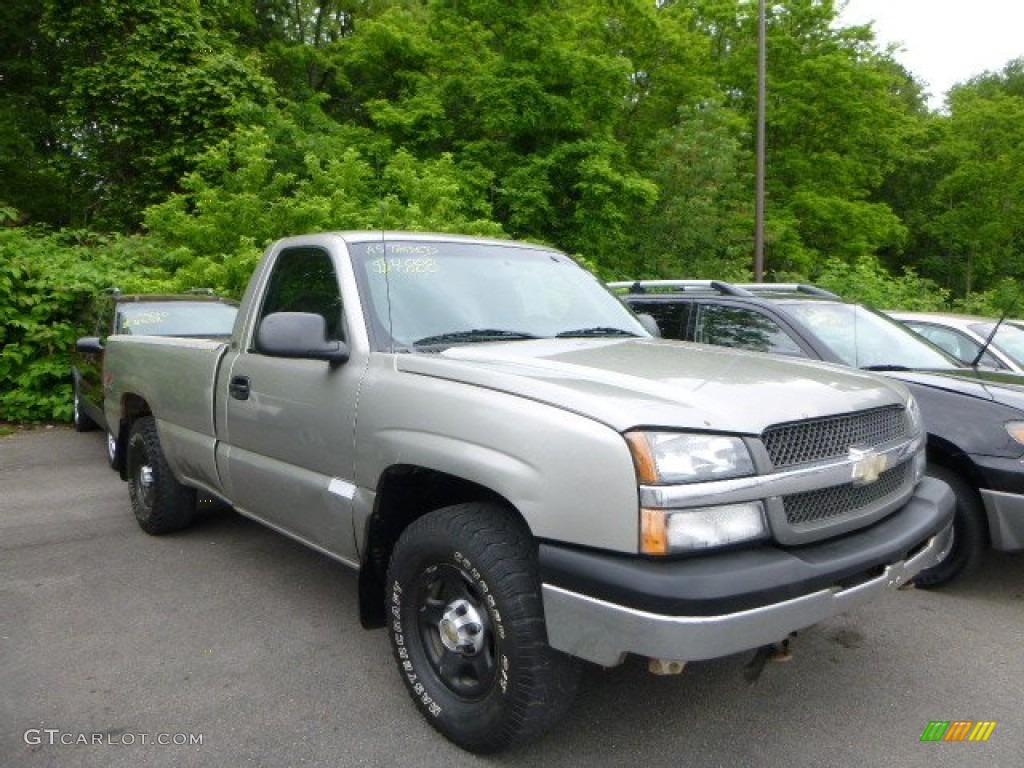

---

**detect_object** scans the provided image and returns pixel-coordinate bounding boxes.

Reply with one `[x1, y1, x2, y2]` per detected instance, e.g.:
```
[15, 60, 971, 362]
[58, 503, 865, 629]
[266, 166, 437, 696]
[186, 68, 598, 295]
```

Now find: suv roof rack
[609, 280, 842, 301]
[732, 283, 841, 299]
[607, 280, 755, 297]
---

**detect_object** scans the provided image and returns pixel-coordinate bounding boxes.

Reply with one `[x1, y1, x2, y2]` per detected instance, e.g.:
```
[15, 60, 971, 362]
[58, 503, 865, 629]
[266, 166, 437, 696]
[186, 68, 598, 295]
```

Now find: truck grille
[762, 406, 907, 469]
[781, 462, 911, 527]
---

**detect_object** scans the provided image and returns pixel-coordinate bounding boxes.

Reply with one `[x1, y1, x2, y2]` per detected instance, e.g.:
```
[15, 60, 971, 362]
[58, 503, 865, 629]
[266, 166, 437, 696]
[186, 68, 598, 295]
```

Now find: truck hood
[883, 368, 1024, 413]
[396, 338, 908, 434]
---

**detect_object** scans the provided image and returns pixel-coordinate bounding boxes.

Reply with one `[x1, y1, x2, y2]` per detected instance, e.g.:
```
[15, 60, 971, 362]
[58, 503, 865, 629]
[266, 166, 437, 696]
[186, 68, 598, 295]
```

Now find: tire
[386, 502, 581, 753]
[72, 378, 96, 432]
[126, 416, 195, 534]
[914, 464, 988, 589]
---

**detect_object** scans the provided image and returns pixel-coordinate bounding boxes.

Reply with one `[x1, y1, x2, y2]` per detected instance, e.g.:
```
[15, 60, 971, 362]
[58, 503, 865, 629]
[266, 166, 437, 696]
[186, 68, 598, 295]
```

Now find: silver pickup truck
[103, 232, 954, 753]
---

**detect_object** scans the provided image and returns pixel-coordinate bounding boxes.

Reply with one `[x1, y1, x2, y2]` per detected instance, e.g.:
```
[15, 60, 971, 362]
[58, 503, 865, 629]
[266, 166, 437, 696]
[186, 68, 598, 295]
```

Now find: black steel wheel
[386, 502, 580, 753]
[127, 416, 195, 534]
[411, 561, 497, 700]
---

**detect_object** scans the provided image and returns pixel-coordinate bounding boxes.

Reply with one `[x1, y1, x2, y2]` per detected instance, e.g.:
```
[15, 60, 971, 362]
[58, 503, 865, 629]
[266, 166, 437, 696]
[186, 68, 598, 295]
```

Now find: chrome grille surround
[762, 406, 908, 469]
[636, 404, 924, 548]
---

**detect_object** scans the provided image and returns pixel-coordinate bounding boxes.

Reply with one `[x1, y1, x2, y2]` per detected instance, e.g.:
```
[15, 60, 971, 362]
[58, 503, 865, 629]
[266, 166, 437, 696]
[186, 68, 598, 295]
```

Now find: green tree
[0, 0, 73, 225]
[925, 61, 1024, 299]
[0, 229, 172, 422]
[696, 0, 923, 276]
[625, 103, 754, 280]
[812, 254, 948, 310]
[40, 0, 275, 230]
[143, 102, 505, 296]
[295, 1, 658, 267]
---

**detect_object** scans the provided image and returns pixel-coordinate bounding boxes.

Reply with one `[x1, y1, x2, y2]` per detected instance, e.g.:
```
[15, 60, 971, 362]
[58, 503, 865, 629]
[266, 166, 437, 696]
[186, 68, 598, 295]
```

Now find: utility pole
[754, 0, 766, 282]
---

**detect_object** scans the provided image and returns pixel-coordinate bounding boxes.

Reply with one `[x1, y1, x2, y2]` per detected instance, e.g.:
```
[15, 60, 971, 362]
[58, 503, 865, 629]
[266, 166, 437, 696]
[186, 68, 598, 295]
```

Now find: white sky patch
[837, 0, 1024, 110]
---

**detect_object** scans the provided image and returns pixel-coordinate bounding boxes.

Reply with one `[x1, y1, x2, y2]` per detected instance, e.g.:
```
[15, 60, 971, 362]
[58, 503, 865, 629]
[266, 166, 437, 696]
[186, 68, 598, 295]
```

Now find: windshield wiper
[862, 364, 913, 371]
[555, 327, 639, 338]
[412, 329, 539, 347]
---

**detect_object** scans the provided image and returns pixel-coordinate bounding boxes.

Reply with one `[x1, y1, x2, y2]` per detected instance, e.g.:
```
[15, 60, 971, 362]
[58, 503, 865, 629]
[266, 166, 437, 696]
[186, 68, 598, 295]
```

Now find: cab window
[258, 247, 345, 342]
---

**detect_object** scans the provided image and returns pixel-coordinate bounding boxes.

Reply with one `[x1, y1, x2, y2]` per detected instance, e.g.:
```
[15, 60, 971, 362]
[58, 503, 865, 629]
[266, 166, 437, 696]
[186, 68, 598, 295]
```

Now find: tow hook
[743, 636, 795, 684]
[648, 658, 686, 675]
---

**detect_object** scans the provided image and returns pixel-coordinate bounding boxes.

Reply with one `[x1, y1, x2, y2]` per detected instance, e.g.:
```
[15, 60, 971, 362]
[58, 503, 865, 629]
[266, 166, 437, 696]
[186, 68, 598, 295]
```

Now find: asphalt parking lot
[2, 427, 1022, 767]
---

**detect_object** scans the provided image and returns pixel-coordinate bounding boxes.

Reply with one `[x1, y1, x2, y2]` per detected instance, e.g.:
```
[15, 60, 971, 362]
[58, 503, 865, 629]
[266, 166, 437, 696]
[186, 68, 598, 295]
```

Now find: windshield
[349, 240, 646, 350]
[970, 322, 1024, 367]
[116, 301, 239, 336]
[782, 302, 960, 370]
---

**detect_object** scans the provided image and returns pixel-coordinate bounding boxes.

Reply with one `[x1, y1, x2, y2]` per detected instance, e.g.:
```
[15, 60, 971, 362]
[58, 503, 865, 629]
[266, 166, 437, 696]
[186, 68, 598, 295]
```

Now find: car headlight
[625, 431, 755, 485]
[1007, 421, 1024, 446]
[905, 396, 927, 481]
[641, 503, 768, 555]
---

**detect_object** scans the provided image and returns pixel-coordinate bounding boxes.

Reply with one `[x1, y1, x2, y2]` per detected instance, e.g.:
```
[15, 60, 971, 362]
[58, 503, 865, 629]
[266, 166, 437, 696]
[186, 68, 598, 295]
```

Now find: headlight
[1007, 421, 1024, 446]
[641, 503, 768, 555]
[905, 396, 927, 481]
[625, 431, 755, 485]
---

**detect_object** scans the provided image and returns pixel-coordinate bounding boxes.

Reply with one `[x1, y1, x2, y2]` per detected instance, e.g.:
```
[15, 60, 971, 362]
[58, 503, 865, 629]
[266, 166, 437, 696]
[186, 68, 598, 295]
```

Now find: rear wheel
[106, 430, 118, 469]
[386, 502, 580, 753]
[914, 464, 988, 588]
[127, 416, 195, 534]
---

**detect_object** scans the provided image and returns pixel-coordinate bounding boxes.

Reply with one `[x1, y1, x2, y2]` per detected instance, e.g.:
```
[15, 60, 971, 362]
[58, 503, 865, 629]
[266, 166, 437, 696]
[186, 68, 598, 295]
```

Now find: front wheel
[914, 464, 988, 588]
[386, 502, 580, 753]
[127, 416, 195, 534]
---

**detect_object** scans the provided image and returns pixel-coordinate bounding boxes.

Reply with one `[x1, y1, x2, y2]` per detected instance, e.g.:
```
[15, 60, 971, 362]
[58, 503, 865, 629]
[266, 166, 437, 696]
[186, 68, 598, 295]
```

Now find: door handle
[229, 375, 251, 400]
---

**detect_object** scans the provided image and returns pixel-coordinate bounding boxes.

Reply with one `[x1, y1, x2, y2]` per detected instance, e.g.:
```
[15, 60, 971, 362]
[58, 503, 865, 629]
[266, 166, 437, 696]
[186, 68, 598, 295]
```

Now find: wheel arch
[357, 464, 527, 629]
[925, 433, 987, 492]
[115, 393, 153, 479]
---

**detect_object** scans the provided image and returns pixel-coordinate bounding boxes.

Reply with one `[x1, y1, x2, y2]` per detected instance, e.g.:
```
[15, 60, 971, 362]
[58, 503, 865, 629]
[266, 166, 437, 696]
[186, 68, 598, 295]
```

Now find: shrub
[0, 228, 172, 422]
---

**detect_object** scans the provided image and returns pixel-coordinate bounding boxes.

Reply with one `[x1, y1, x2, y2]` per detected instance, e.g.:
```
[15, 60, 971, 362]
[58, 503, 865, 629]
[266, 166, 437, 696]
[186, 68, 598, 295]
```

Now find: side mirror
[76, 336, 104, 354]
[636, 313, 661, 338]
[256, 312, 349, 364]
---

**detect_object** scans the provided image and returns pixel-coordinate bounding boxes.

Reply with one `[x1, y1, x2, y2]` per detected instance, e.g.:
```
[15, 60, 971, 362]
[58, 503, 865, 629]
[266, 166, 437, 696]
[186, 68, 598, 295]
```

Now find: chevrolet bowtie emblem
[850, 446, 886, 486]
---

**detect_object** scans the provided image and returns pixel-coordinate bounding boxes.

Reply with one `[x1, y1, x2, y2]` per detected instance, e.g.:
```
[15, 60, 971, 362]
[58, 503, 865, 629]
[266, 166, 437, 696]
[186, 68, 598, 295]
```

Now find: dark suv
[615, 280, 1024, 587]
[72, 291, 239, 464]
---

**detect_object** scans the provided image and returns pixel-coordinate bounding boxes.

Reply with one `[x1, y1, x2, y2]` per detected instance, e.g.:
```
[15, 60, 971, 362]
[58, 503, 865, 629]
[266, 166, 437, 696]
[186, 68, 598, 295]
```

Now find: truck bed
[104, 334, 230, 496]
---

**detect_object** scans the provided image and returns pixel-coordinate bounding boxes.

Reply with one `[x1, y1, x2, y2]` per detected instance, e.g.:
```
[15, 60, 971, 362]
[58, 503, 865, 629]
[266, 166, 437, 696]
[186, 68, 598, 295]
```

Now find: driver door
[222, 245, 364, 564]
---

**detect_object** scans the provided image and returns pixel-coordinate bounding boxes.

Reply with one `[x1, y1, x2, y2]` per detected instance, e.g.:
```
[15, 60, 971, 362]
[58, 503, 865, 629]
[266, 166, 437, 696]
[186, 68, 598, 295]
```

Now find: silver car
[887, 311, 1024, 373]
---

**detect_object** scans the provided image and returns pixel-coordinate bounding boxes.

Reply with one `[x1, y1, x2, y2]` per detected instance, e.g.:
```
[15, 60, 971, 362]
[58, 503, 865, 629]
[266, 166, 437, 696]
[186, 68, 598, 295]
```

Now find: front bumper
[970, 454, 1024, 552]
[541, 476, 954, 667]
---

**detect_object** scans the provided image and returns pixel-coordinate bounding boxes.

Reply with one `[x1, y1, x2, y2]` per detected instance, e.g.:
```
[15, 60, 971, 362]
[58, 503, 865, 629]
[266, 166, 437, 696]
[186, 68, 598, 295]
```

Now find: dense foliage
[2, 0, 1023, 421]
[0, 229, 174, 421]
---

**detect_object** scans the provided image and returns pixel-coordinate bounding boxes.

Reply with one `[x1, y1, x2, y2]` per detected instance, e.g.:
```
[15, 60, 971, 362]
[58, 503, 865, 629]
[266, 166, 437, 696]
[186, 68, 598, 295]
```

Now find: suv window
[259, 247, 345, 341]
[694, 304, 807, 357]
[783, 303, 956, 369]
[628, 301, 692, 341]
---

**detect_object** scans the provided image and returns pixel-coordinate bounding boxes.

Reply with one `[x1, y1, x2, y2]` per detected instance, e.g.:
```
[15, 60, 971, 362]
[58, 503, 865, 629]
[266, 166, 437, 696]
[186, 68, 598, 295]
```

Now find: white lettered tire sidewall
[385, 503, 579, 753]
[389, 552, 510, 726]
